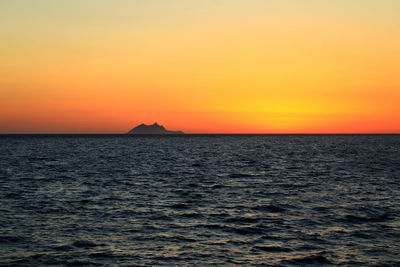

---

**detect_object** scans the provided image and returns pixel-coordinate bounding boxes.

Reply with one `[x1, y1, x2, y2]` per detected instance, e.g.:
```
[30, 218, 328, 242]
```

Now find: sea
[0, 134, 399, 266]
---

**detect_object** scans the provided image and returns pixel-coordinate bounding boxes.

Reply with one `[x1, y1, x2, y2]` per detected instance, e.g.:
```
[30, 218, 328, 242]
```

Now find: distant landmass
[127, 123, 184, 134]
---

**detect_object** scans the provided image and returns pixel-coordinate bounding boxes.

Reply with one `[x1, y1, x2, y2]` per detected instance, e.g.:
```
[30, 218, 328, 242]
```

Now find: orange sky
[1, 0, 399, 133]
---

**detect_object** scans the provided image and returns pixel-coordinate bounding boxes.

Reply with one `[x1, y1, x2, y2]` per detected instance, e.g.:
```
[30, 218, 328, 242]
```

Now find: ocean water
[0, 134, 399, 266]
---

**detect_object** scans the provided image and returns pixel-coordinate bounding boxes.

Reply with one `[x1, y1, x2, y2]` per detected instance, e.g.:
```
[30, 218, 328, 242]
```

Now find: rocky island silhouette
[128, 123, 184, 134]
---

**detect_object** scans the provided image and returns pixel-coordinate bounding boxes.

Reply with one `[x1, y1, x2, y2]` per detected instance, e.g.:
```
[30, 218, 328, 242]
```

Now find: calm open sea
[0, 134, 399, 266]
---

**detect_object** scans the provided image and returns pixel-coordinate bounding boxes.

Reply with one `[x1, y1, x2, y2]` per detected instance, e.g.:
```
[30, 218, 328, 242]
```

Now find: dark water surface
[0, 134, 399, 266]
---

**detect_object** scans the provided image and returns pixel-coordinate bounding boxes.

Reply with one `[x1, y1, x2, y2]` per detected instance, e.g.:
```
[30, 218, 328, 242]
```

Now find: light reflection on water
[0, 134, 399, 265]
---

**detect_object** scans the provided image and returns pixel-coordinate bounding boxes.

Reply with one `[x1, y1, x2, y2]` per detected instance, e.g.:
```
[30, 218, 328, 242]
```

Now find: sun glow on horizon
[1, 0, 399, 133]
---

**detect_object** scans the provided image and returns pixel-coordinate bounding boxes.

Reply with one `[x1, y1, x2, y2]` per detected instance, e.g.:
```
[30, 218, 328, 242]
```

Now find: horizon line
[0, 132, 399, 135]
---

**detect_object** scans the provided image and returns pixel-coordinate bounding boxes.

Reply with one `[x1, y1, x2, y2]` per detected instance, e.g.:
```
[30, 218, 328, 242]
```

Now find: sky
[1, 0, 399, 133]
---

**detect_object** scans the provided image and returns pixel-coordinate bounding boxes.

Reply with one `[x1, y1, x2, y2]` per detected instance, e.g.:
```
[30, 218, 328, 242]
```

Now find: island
[127, 123, 184, 134]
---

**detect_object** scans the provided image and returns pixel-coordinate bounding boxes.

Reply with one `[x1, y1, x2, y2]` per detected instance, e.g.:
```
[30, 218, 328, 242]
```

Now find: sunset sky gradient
[1, 0, 399, 133]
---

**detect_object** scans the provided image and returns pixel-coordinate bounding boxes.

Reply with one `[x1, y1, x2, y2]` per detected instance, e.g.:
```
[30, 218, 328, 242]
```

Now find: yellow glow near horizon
[1, 0, 399, 133]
